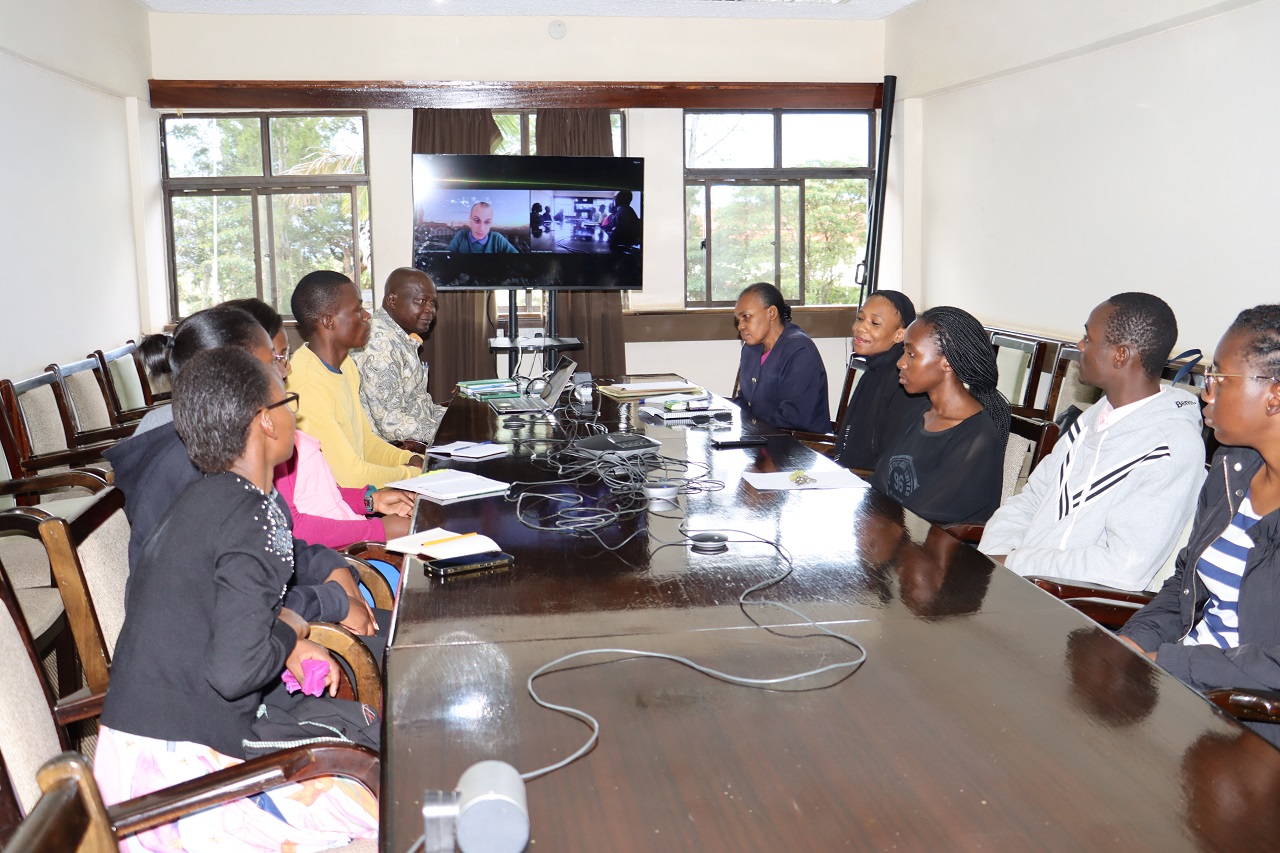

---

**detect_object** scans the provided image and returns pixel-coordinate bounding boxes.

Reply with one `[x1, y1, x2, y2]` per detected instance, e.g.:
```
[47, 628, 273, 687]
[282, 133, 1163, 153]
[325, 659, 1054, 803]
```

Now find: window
[161, 112, 372, 319]
[491, 111, 627, 319]
[684, 110, 874, 308]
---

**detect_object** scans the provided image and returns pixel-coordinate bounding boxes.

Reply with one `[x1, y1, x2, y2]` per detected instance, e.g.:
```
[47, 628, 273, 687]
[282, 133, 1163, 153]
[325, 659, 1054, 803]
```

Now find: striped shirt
[1184, 493, 1261, 649]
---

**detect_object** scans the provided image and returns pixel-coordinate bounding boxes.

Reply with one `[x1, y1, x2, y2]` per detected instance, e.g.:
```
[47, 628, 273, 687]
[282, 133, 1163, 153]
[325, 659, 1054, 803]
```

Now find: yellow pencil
[418, 531, 478, 549]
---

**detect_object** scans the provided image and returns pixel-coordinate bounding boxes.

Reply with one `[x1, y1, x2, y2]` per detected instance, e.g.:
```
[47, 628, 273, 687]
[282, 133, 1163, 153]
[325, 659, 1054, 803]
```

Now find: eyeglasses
[263, 392, 299, 416]
[272, 348, 290, 365]
[690, 411, 734, 425]
[1202, 371, 1278, 393]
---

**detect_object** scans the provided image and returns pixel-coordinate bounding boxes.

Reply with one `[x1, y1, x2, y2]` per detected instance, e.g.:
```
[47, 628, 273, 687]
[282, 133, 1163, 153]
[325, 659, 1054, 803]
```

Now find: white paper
[450, 443, 507, 460]
[384, 527, 500, 558]
[742, 469, 869, 491]
[386, 469, 509, 500]
[427, 440, 479, 456]
[639, 405, 732, 421]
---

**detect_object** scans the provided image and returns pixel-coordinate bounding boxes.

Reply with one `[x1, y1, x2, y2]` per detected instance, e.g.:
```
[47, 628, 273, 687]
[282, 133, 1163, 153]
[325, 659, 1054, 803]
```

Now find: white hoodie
[979, 386, 1206, 590]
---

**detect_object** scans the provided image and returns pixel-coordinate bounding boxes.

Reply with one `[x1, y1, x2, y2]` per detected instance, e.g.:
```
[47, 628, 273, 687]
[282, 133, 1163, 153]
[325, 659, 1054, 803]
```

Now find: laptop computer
[489, 356, 578, 414]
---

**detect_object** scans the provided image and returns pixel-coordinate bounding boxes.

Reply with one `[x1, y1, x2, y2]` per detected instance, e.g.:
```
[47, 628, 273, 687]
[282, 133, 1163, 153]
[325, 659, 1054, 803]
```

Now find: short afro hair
[290, 270, 354, 339]
[1226, 304, 1280, 378]
[1103, 293, 1178, 379]
[172, 347, 277, 474]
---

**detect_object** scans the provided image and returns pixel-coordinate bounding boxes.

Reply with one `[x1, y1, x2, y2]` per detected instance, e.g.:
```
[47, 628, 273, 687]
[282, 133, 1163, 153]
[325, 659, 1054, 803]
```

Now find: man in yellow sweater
[288, 271, 424, 489]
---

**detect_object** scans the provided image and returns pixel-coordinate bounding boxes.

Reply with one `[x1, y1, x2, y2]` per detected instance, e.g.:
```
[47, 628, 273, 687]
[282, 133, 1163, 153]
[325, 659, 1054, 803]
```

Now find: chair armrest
[69, 424, 135, 446]
[343, 542, 404, 573]
[943, 524, 985, 545]
[52, 689, 106, 726]
[19, 445, 117, 476]
[1062, 597, 1142, 630]
[1205, 688, 1280, 724]
[108, 743, 380, 837]
[1026, 577, 1155, 606]
[345, 555, 395, 610]
[0, 470, 109, 498]
[308, 622, 383, 708]
[394, 439, 428, 455]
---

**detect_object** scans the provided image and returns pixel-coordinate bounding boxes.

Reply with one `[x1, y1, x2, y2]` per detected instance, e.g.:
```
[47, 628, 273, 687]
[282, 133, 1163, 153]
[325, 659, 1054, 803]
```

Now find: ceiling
[137, 0, 921, 21]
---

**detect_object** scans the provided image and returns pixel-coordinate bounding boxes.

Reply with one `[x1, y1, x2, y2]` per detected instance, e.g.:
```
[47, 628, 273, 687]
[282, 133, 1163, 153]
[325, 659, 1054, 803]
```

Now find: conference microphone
[423, 761, 530, 853]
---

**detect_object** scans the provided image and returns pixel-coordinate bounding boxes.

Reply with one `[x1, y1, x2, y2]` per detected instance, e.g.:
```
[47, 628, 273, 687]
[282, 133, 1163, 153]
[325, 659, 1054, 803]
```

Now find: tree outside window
[684, 110, 874, 307]
[161, 113, 371, 320]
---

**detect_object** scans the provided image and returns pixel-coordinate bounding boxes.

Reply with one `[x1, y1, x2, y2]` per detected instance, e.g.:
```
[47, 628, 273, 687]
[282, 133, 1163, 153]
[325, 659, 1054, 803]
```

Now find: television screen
[412, 154, 644, 291]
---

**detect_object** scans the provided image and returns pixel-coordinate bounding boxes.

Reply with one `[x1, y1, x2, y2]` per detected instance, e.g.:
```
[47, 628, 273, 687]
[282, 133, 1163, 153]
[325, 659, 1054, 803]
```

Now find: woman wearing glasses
[1119, 304, 1280, 747]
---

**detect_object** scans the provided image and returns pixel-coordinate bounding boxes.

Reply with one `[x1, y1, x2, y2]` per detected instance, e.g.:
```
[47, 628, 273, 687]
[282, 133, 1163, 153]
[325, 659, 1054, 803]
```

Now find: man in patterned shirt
[352, 267, 446, 444]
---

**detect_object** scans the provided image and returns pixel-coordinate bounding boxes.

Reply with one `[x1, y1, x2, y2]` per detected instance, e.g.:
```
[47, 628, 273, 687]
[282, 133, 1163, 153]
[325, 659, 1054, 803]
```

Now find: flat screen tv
[412, 154, 643, 291]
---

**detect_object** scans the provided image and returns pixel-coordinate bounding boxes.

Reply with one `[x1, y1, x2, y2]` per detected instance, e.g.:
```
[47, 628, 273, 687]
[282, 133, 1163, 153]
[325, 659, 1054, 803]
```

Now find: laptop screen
[540, 356, 578, 402]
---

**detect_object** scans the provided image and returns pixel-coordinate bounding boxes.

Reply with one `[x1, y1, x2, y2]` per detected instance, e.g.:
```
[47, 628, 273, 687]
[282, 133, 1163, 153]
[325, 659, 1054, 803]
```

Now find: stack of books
[457, 378, 519, 400]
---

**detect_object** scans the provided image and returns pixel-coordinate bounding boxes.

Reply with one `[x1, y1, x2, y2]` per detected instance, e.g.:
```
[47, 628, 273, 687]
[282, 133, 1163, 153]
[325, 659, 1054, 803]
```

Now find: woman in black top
[872, 306, 1010, 525]
[834, 291, 922, 471]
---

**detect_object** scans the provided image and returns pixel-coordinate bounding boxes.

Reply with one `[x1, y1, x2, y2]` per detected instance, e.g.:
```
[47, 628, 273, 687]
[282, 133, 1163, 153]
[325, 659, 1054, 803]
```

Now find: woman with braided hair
[872, 306, 1010, 525]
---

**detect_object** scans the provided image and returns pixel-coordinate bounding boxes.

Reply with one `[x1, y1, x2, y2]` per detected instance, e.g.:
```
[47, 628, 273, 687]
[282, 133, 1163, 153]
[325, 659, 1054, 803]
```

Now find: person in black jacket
[1119, 304, 1280, 747]
[833, 291, 922, 471]
[98, 347, 377, 846]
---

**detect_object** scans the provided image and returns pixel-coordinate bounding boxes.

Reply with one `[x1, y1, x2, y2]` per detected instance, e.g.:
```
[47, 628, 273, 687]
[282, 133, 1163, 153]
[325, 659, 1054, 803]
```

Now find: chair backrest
[833, 352, 871, 429]
[1044, 346, 1104, 422]
[18, 489, 131, 695]
[991, 333, 1054, 419]
[1002, 414, 1061, 500]
[94, 342, 149, 415]
[0, 375, 75, 465]
[46, 360, 114, 436]
[0, 564, 68, 820]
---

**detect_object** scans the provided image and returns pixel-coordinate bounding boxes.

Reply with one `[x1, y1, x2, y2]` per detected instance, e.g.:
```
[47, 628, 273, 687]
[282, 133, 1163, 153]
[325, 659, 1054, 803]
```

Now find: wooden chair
[44, 360, 135, 450]
[0, 568, 378, 851]
[945, 414, 1060, 544]
[990, 332, 1055, 419]
[0, 488, 390, 704]
[92, 341, 170, 424]
[0, 375, 115, 479]
[1042, 346, 1104, 424]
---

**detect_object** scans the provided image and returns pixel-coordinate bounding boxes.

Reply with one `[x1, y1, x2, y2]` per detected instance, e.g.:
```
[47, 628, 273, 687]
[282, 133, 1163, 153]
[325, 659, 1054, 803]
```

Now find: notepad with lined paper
[384, 527, 500, 559]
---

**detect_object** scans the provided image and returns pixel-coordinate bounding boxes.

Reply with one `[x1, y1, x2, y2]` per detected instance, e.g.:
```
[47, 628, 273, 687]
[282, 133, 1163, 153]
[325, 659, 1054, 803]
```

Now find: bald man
[351, 267, 447, 444]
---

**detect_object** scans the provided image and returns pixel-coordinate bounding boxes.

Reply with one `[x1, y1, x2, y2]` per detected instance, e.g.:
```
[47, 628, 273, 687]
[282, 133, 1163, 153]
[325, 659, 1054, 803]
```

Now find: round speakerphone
[689, 531, 730, 555]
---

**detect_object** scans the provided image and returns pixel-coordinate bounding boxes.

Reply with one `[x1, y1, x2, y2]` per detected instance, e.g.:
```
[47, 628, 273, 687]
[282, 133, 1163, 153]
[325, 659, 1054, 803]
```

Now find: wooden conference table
[381, 381, 1279, 852]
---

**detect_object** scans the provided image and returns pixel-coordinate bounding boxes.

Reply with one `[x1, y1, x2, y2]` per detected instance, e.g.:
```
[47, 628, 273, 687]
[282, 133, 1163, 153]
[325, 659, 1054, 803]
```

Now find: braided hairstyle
[919, 306, 1010, 448]
[1227, 304, 1280, 378]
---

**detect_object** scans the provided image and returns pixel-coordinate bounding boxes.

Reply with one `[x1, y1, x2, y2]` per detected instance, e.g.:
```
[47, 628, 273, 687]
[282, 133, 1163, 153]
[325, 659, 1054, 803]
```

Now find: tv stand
[489, 288, 582, 376]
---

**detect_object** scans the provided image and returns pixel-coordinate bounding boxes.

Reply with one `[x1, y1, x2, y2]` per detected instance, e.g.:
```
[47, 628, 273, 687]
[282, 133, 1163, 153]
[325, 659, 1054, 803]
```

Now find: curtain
[412, 109, 502, 396]
[535, 109, 628, 378]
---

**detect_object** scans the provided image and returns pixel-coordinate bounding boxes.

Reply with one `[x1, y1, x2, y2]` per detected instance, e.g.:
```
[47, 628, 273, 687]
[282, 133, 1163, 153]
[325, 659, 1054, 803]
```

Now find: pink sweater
[274, 431, 385, 548]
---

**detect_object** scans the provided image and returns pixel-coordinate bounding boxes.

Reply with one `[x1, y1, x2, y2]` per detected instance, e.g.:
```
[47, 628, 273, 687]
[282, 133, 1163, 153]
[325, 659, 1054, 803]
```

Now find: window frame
[683, 108, 876, 309]
[159, 110, 372, 322]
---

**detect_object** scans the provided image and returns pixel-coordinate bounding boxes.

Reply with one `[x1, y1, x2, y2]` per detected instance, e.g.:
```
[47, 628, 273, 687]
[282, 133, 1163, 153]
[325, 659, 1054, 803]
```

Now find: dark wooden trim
[148, 80, 883, 111]
[623, 307, 853, 344]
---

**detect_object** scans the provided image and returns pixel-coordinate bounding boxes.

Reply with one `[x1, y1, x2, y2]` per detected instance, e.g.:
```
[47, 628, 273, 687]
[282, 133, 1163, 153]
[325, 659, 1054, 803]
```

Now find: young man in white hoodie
[979, 293, 1205, 590]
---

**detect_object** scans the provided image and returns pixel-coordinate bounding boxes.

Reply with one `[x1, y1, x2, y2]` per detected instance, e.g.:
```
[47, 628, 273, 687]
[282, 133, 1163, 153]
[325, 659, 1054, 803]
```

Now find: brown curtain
[535, 109, 628, 378]
[412, 109, 502, 396]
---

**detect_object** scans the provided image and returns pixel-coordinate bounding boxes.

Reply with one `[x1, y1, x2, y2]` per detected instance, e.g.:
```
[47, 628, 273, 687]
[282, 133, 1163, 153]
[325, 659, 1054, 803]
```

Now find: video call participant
[446, 201, 519, 254]
[608, 189, 641, 250]
[732, 282, 831, 434]
[833, 291, 921, 472]
[352, 268, 447, 446]
[980, 293, 1205, 590]
[97, 347, 377, 850]
[289, 271, 424, 490]
[872, 306, 1009, 526]
[1119, 304, 1280, 748]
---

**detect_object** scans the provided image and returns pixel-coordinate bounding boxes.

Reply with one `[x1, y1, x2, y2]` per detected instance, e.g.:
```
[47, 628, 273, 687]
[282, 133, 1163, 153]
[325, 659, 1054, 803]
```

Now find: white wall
[886, 0, 1280, 350]
[0, 0, 154, 379]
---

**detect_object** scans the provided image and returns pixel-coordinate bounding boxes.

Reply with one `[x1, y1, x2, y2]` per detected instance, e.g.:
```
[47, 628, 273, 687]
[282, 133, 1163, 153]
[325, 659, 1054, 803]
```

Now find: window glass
[170, 194, 258, 315]
[685, 113, 774, 169]
[781, 113, 869, 168]
[165, 117, 263, 178]
[685, 185, 707, 304]
[269, 115, 366, 175]
[709, 184, 776, 302]
[270, 190, 363, 313]
[804, 178, 869, 305]
[778, 185, 801, 301]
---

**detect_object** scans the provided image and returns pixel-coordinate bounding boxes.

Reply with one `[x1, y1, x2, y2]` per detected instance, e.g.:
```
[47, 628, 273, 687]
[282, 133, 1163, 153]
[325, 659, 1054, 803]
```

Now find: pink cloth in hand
[282, 658, 330, 696]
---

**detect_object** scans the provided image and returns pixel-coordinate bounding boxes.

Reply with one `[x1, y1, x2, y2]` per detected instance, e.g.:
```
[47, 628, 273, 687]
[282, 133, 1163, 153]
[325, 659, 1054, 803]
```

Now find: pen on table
[417, 532, 479, 548]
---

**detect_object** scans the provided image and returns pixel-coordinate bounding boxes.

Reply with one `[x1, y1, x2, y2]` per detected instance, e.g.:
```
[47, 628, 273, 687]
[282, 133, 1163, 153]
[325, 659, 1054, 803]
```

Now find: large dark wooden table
[381, 382, 1279, 852]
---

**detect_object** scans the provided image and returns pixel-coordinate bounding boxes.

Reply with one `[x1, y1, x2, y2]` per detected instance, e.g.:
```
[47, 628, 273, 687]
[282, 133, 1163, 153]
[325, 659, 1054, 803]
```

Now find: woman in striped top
[1119, 304, 1280, 746]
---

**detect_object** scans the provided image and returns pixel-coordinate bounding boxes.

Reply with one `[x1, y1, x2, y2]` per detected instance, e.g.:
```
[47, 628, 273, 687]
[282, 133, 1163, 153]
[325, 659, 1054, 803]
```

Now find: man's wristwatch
[363, 485, 376, 515]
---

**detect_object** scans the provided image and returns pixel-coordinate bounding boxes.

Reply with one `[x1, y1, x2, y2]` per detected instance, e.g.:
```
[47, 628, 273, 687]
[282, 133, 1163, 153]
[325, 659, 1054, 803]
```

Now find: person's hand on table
[373, 488, 414, 517]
